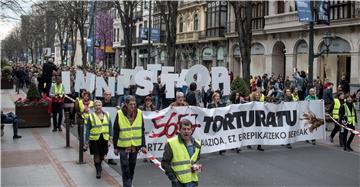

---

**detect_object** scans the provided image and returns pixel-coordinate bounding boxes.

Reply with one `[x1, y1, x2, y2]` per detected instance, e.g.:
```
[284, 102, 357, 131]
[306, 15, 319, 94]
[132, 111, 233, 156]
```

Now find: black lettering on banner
[266, 112, 277, 127]
[233, 111, 242, 128]
[276, 111, 286, 127]
[201, 137, 226, 146]
[228, 135, 236, 143]
[147, 143, 164, 151]
[213, 116, 224, 132]
[204, 116, 213, 133]
[242, 111, 254, 127]
[255, 110, 266, 127]
[286, 110, 297, 126]
[280, 132, 286, 139]
[147, 143, 153, 151]
[223, 113, 235, 130]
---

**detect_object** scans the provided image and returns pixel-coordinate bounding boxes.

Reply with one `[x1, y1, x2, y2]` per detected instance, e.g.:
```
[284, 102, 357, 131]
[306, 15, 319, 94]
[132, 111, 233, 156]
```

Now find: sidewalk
[1, 88, 123, 187]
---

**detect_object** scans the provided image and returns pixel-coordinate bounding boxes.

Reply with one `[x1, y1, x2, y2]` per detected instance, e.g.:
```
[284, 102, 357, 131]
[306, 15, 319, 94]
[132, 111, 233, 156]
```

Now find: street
[109, 142, 360, 187]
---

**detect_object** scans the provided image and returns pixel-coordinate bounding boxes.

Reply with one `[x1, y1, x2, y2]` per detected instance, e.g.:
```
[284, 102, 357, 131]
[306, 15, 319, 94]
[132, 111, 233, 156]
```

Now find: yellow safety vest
[89, 112, 110, 141]
[168, 136, 200, 184]
[79, 100, 94, 120]
[292, 94, 299, 101]
[332, 98, 341, 120]
[260, 94, 265, 102]
[52, 83, 64, 97]
[344, 103, 356, 126]
[117, 109, 143, 148]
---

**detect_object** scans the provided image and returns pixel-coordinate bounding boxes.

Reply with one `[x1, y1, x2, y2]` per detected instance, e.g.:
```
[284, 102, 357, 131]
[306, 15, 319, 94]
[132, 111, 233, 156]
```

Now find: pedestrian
[305, 88, 319, 145]
[84, 100, 112, 179]
[101, 90, 117, 166]
[50, 76, 65, 132]
[282, 88, 294, 149]
[208, 92, 227, 155]
[292, 70, 306, 101]
[113, 95, 146, 187]
[330, 92, 345, 146]
[170, 92, 189, 107]
[249, 92, 265, 151]
[41, 58, 58, 96]
[340, 95, 357, 152]
[339, 75, 350, 94]
[162, 119, 202, 187]
[1, 111, 22, 139]
[186, 82, 198, 106]
[75, 90, 94, 138]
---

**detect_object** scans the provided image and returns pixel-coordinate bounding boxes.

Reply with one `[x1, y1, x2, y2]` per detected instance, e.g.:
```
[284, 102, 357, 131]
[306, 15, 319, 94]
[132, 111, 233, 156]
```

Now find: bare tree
[156, 1, 178, 67]
[114, 1, 139, 68]
[230, 1, 253, 85]
[95, 10, 113, 68]
[2, 26, 24, 62]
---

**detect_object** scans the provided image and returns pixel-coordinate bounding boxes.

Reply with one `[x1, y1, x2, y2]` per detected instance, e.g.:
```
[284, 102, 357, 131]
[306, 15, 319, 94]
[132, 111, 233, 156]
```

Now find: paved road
[105, 142, 359, 187]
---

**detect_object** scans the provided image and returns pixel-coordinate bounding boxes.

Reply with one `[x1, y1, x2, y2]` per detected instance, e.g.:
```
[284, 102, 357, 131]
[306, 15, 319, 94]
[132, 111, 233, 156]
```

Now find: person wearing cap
[339, 95, 357, 152]
[162, 119, 202, 187]
[140, 95, 157, 111]
[113, 95, 146, 187]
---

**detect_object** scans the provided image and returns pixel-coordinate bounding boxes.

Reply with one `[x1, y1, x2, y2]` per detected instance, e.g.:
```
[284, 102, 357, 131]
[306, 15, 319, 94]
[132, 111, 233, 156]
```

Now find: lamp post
[307, 0, 333, 88]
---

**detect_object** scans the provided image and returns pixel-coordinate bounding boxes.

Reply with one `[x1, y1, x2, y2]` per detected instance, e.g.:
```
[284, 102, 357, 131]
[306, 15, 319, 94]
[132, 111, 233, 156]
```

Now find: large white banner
[104, 100, 325, 159]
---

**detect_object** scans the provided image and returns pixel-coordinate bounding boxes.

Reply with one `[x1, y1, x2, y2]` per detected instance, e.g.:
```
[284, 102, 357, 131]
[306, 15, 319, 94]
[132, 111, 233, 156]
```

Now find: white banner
[104, 100, 326, 159]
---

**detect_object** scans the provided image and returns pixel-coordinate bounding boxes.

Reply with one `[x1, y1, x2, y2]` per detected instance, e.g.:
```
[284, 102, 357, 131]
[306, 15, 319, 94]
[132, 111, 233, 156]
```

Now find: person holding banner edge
[113, 95, 146, 187]
[162, 119, 202, 187]
[339, 95, 357, 152]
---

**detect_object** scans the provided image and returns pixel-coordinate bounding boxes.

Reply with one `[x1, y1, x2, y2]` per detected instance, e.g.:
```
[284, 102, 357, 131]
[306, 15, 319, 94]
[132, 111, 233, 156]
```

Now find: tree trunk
[79, 27, 87, 67]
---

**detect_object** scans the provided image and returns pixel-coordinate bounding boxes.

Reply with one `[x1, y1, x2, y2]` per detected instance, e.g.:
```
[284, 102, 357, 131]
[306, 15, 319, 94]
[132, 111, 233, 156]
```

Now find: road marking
[32, 129, 77, 187]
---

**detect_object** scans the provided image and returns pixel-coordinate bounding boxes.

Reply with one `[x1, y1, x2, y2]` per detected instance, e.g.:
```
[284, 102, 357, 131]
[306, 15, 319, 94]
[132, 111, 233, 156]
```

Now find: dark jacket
[323, 88, 334, 104]
[186, 91, 197, 106]
[113, 107, 146, 150]
[161, 135, 201, 183]
[207, 102, 225, 109]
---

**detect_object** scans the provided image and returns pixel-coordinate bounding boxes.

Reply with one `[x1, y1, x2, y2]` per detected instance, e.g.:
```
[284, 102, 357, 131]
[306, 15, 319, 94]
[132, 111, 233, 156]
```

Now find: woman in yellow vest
[330, 92, 345, 146]
[75, 90, 94, 138]
[162, 119, 202, 187]
[113, 95, 145, 187]
[339, 95, 357, 152]
[84, 100, 112, 179]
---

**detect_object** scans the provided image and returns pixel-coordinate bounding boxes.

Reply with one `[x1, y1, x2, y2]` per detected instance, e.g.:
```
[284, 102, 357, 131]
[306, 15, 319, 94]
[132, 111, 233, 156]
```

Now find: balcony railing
[176, 31, 201, 42]
[226, 17, 265, 34]
[264, 12, 304, 32]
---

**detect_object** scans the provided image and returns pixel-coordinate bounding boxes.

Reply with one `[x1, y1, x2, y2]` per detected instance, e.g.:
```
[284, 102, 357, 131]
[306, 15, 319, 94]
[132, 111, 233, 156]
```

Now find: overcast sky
[0, 0, 35, 40]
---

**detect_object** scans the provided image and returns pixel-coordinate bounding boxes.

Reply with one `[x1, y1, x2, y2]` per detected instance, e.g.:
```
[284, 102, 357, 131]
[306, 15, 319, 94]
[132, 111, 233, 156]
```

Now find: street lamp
[322, 32, 332, 54]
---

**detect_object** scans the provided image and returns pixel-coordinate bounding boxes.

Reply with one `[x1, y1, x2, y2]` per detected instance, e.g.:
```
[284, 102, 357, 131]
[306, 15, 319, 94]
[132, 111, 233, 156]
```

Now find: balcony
[176, 31, 202, 43]
[264, 12, 306, 33]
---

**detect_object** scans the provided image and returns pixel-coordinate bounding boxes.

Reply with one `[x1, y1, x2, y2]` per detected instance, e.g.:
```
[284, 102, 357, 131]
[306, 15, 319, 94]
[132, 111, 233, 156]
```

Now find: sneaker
[236, 148, 241, 153]
[13, 135, 22, 139]
[58, 128, 62, 132]
[257, 146, 264, 151]
[312, 141, 316, 145]
[305, 140, 310, 143]
[247, 145, 252, 149]
[329, 136, 334, 143]
[52, 129, 57, 132]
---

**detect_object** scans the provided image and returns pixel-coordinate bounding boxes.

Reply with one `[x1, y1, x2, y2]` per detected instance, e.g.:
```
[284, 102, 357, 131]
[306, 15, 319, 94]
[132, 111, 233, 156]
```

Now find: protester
[139, 95, 157, 111]
[84, 100, 112, 179]
[162, 119, 202, 187]
[101, 90, 117, 166]
[339, 95, 357, 152]
[282, 88, 293, 149]
[186, 82, 198, 106]
[330, 92, 345, 147]
[50, 76, 65, 132]
[170, 92, 189, 107]
[292, 70, 306, 101]
[339, 75, 350, 94]
[41, 58, 58, 95]
[75, 90, 94, 138]
[305, 88, 318, 145]
[249, 92, 265, 151]
[1, 111, 22, 139]
[113, 95, 146, 187]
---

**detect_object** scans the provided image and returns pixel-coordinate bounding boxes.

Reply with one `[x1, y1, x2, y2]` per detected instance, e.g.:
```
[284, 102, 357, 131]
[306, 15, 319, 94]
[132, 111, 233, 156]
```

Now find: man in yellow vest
[339, 95, 357, 152]
[162, 119, 202, 187]
[50, 76, 65, 132]
[113, 95, 145, 187]
[330, 92, 345, 146]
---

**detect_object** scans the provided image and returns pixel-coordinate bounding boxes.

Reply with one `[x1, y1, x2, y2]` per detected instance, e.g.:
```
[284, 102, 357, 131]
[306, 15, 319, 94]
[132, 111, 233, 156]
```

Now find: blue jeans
[2, 112, 19, 136]
[119, 150, 138, 187]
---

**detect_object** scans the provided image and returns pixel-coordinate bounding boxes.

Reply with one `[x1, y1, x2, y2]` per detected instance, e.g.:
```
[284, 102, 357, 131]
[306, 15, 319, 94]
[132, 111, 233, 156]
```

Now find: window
[144, 20, 148, 28]
[113, 28, 116, 42]
[193, 14, 199, 30]
[179, 16, 184, 32]
[277, 1, 284, 14]
[117, 28, 120, 42]
[206, 1, 227, 37]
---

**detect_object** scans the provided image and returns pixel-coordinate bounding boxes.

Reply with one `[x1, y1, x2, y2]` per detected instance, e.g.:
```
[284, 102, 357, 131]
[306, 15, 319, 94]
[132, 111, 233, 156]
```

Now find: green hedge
[231, 76, 250, 97]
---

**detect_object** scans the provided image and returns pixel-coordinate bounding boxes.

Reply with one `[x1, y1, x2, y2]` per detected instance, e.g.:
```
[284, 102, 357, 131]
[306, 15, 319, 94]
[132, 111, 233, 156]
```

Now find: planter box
[16, 105, 51, 128]
[1, 78, 13, 89]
